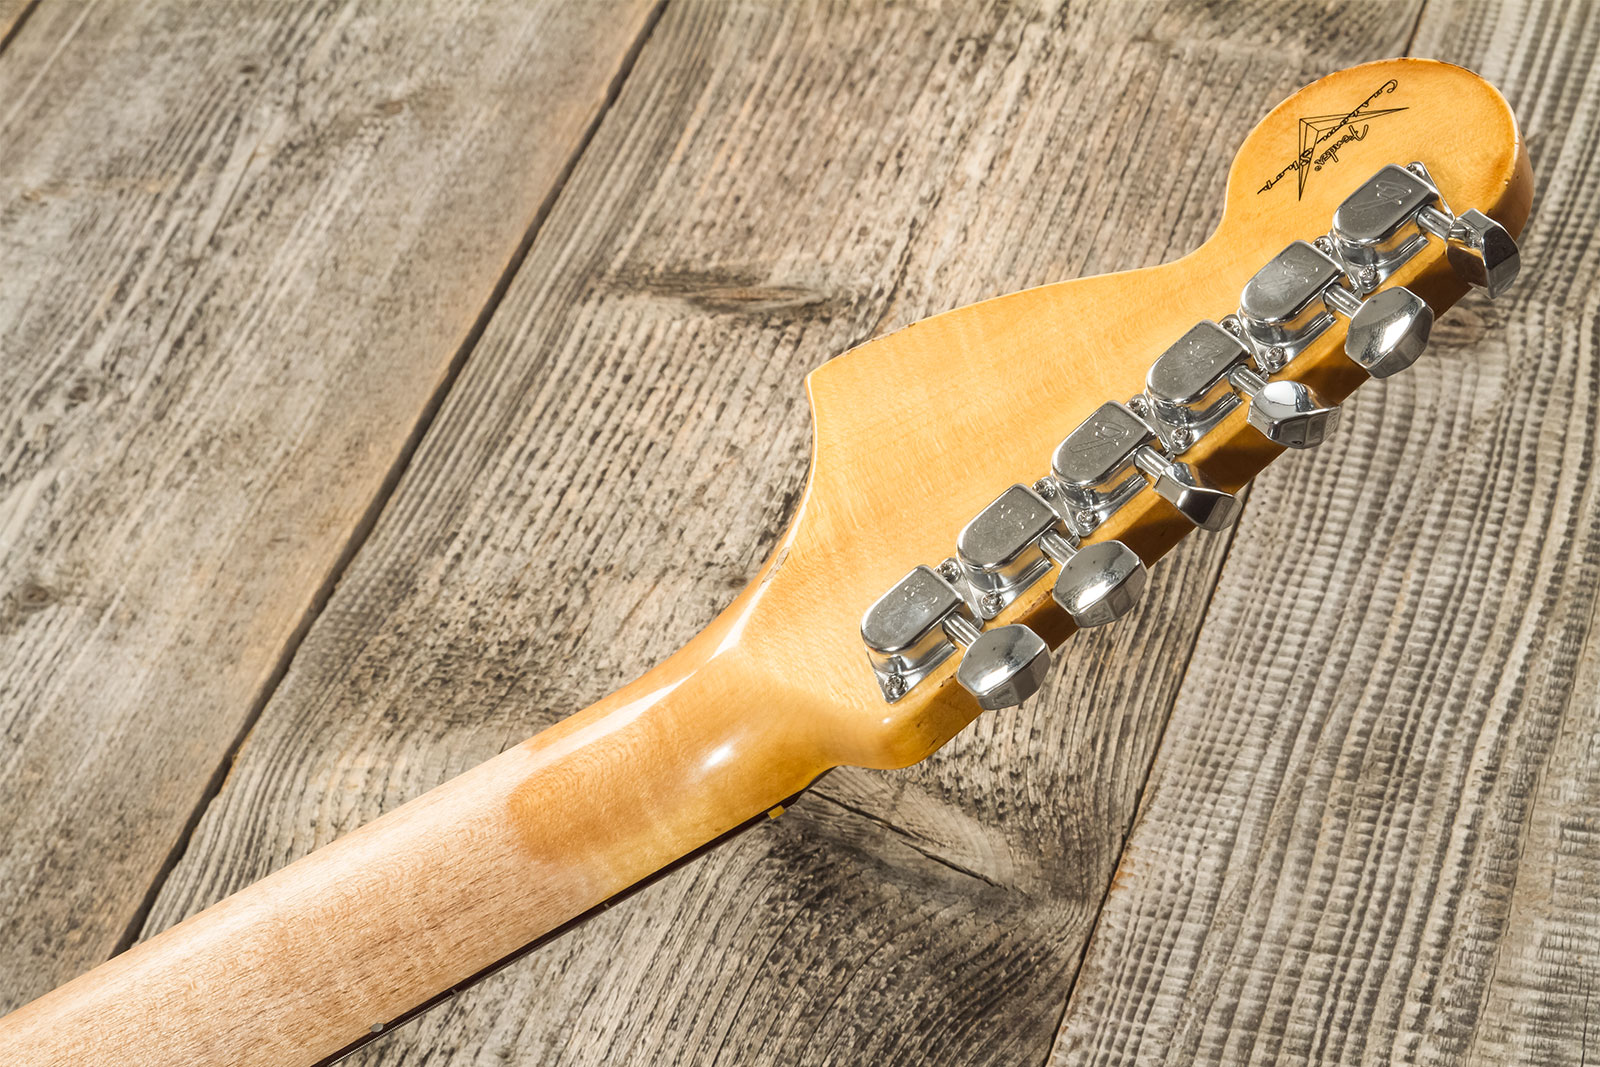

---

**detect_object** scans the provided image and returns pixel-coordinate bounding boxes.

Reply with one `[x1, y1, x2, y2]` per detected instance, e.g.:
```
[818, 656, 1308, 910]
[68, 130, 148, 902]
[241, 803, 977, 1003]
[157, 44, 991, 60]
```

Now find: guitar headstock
[686, 58, 1530, 771]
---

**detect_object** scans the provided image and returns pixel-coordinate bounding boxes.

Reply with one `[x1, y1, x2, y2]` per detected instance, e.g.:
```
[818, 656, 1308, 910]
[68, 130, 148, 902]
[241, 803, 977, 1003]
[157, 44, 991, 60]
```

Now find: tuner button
[1156, 472, 1240, 531]
[1246, 376, 1341, 449]
[1445, 208, 1520, 298]
[1053, 539, 1147, 628]
[1132, 449, 1241, 531]
[955, 623, 1051, 711]
[1345, 286, 1434, 378]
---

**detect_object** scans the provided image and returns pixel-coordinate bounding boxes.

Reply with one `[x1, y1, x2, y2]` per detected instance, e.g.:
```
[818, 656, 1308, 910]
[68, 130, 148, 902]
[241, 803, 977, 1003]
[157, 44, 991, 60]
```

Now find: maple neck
[0, 57, 1534, 1067]
[0, 599, 827, 1066]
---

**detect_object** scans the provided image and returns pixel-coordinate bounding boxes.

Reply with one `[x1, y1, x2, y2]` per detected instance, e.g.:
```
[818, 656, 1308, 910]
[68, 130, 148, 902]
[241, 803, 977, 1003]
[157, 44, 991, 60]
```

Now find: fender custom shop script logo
[1259, 79, 1406, 200]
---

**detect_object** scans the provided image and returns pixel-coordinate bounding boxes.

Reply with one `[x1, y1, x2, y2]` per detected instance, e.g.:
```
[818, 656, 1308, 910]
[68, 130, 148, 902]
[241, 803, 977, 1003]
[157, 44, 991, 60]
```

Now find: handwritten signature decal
[1259, 79, 1407, 200]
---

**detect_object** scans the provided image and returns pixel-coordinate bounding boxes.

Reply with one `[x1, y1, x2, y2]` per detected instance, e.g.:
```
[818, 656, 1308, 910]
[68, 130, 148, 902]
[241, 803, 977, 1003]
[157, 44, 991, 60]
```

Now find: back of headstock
[710, 58, 1530, 771]
[0, 58, 1535, 1067]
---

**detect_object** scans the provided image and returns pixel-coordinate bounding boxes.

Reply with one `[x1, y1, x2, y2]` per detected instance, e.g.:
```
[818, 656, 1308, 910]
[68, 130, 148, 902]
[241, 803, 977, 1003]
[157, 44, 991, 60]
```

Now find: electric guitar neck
[0, 57, 1532, 1066]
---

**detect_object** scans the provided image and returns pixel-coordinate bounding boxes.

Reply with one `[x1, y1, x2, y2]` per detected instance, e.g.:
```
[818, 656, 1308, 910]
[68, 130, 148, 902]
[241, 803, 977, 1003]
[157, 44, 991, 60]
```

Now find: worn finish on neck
[0, 58, 1531, 1066]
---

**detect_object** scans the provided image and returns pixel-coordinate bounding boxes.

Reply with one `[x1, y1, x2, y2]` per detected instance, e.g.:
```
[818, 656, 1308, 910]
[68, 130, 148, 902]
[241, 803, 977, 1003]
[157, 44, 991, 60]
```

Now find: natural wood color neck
[0, 580, 828, 1066]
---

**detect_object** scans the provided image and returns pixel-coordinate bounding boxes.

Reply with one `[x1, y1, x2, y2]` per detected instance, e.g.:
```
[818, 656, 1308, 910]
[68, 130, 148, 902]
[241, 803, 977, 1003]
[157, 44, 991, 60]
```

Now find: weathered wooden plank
[0, 0, 657, 1009]
[132, 2, 1422, 1064]
[1048, 1, 1600, 1063]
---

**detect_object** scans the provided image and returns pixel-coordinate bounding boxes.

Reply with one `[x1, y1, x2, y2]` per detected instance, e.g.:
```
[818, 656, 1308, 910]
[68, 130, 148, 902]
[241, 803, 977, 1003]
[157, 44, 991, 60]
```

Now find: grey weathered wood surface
[0, 0, 657, 1007]
[2, 2, 1595, 1066]
[1053, 3, 1600, 1065]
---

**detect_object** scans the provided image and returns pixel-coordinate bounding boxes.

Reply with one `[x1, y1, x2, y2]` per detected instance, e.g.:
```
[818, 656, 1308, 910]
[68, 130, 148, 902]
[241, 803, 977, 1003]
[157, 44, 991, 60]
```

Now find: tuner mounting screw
[1169, 427, 1193, 451]
[884, 673, 906, 700]
[937, 559, 961, 582]
[1127, 395, 1149, 417]
[1359, 266, 1378, 290]
[1407, 161, 1429, 177]
[1314, 236, 1335, 256]
[1075, 509, 1097, 529]
[1033, 478, 1057, 499]
[980, 591, 1005, 616]
[1221, 315, 1243, 336]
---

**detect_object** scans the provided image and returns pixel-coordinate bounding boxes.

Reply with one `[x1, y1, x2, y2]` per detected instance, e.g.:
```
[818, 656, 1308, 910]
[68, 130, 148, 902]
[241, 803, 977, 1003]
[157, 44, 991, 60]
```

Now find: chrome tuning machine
[1437, 207, 1521, 297]
[1051, 401, 1240, 534]
[859, 160, 1524, 708]
[957, 483, 1146, 629]
[1330, 162, 1520, 299]
[860, 564, 1051, 710]
[1145, 320, 1339, 450]
[1239, 238, 1434, 379]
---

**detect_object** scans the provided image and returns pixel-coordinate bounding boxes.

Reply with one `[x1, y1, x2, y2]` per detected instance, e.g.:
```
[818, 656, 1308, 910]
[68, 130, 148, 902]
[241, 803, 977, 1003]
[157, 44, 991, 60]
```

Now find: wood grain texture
[1050, 1, 1600, 1064]
[8, 47, 1533, 1061]
[0, 0, 656, 1009]
[128, 2, 1429, 1065]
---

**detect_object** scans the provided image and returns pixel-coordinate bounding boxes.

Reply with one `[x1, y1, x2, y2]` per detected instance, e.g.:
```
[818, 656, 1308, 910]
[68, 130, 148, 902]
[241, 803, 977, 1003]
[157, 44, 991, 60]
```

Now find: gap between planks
[1028, 3, 1434, 1057]
[1030, 490, 1252, 1067]
[54, 4, 1361, 1059]
[103, 0, 673, 965]
[1401, 0, 1432, 57]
